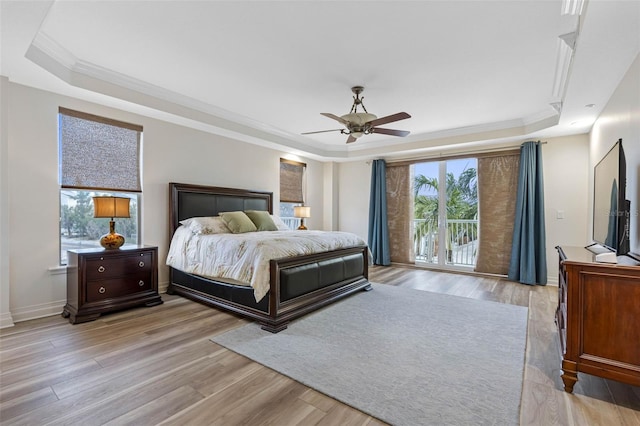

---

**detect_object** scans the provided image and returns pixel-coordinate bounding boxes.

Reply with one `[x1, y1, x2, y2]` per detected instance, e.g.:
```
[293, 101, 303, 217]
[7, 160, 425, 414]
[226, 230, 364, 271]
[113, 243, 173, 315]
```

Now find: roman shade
[474, 152, 520, 274]
[59, 107, 142, 192]
[280, 159, 306, 203]
[385, 163, 412, 264]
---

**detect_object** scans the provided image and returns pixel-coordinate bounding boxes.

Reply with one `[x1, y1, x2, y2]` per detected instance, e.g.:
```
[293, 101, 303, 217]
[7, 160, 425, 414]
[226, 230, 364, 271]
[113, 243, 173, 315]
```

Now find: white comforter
[166, 226, 367, 302]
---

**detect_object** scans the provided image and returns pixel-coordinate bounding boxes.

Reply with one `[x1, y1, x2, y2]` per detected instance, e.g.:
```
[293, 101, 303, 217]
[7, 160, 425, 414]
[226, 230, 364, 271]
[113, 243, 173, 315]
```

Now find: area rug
[211, 284, 528, 425]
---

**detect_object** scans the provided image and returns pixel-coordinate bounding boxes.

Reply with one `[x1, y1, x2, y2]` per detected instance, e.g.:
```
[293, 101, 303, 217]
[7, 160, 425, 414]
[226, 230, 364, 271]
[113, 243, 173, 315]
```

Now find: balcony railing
[281, 217, 301, 230]
[412, 218, 478, 267]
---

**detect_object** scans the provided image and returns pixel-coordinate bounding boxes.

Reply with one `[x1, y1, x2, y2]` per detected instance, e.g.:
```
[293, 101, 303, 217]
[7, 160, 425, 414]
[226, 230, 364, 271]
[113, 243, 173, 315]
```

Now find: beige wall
[337, 160, 371, 241]
[543, 134, 591, 279]
[0, 77, 11, 327]
[1, 82, 329, 324]
[590, 54, 640, 255]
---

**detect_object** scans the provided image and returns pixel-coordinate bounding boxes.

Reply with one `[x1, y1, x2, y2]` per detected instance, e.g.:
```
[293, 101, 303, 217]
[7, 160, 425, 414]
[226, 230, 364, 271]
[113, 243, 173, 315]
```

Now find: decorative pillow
[270, 214, 291, 231]
[245, 210, 278, 231]
[219, 211, 258, 234]
[179, 216, 230, 234]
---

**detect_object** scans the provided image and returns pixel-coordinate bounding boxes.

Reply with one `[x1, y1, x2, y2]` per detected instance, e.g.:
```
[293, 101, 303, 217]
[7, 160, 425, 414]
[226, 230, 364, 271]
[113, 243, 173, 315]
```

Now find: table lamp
[93, 196, 130, 249]
[293, 206, 311, 230]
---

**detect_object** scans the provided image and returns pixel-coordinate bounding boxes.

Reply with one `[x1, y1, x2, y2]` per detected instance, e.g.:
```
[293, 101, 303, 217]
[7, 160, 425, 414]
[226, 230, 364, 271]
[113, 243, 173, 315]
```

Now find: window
[279, 159, 306, 229]
[58, 108, 142, 264]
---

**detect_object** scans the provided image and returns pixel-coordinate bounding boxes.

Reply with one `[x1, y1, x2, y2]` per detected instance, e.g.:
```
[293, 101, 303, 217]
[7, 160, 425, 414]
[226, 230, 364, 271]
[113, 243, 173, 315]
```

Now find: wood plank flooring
[1, 265, 638, 425]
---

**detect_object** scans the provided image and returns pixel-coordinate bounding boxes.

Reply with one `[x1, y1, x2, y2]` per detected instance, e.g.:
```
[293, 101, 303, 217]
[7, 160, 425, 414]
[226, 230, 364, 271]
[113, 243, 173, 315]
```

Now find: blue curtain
[508, 142, 547, 285]
[368, 159, 391, 265]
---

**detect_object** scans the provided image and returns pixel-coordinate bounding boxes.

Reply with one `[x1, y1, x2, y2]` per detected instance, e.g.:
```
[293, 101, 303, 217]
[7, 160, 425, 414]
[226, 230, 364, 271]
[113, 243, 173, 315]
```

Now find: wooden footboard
[168, 245, 370, 332]
[264, 245, 370, 332]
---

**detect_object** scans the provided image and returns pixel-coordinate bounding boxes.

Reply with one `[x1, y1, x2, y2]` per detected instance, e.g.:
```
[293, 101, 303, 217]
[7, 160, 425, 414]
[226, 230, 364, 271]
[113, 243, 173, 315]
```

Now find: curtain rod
[368, 140, 547, 165]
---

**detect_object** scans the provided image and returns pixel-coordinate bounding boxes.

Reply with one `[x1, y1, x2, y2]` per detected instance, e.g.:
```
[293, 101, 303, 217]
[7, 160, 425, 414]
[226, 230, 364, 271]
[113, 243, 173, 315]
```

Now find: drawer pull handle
[98, 266, 105, 273]
[98, 286, 106, 294]
[138, 261, 145, 267]
[138, 280, 145, 287]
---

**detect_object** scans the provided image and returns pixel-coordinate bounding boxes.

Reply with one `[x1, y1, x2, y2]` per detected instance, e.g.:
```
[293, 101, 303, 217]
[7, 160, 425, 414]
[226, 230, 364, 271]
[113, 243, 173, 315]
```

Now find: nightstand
[62, 245, 163, 324]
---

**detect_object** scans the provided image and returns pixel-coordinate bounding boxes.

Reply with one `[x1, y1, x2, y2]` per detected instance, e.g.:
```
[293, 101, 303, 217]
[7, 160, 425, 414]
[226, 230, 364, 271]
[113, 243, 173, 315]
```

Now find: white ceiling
[2, 0, 639, 161]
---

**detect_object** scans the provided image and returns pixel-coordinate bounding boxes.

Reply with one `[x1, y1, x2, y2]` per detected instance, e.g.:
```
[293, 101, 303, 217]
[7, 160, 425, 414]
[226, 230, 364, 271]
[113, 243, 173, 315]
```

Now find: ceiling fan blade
[301, 129, 343, 135]
[371, 127, 410, 137]
[346, 135, 358, 144]
[367, 112, 411, 127]
[321, 112, 349, 125]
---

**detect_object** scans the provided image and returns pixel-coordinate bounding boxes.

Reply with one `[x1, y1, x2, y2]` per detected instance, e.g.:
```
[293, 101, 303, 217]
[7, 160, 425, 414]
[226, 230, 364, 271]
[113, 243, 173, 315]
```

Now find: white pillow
[270, 215, 291, 231]
[179, 216, 231, 234]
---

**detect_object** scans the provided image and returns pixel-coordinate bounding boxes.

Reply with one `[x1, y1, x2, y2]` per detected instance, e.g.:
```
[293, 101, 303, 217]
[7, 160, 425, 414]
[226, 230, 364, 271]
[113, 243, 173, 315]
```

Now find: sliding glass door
[412, 158, 478, 268]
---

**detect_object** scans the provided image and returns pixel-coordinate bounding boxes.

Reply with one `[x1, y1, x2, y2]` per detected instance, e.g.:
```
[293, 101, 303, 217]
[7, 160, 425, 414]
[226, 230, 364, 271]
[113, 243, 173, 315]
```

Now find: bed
[166, 182, 371, 332]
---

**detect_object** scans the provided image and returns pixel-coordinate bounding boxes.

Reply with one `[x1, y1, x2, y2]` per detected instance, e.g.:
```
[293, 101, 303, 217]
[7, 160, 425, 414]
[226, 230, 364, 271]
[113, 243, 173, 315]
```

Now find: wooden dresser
[63, 245, 163, 324]
[555, 246, 640, 392]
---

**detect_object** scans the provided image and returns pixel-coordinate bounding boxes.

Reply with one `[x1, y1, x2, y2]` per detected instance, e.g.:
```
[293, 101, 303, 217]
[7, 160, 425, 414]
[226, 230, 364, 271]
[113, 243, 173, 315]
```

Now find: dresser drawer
[85, 252, 153, 280]
[86, 273, 152, 302]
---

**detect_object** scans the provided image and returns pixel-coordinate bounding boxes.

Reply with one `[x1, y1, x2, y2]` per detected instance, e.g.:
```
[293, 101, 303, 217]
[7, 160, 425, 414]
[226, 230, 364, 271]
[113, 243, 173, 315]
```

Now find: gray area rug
[211, 284, 528, 425]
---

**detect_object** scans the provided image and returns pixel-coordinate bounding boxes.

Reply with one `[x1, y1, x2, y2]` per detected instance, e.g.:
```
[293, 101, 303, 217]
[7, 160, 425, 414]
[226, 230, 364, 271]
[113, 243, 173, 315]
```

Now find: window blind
[59, 107, 142, 192]
[280, 159, 306, 203]
[385, 163, 413, 264]
[474, 153, 520, 275]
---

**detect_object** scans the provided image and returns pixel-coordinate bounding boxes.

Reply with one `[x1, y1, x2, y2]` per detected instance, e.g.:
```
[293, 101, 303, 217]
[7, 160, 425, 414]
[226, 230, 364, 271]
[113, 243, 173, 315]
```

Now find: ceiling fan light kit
[302, 86, 411, 144]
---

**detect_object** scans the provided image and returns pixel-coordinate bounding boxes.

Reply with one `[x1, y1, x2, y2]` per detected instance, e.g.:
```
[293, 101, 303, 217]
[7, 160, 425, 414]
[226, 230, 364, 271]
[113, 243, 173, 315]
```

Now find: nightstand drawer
[86, 274, 152, 302]
[85, 252, 153, 280]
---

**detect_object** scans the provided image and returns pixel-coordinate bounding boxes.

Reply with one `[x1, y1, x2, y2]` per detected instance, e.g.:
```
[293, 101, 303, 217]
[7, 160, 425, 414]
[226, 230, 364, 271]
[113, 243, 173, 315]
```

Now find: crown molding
[26, 31, 334, 157]
[551, 6, 582, 104]
[25, 29, 570, 163]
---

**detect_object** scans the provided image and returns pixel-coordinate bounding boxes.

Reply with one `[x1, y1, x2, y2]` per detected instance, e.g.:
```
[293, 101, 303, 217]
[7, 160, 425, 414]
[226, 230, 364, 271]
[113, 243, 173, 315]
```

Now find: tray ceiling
[2, 0, 639, 160]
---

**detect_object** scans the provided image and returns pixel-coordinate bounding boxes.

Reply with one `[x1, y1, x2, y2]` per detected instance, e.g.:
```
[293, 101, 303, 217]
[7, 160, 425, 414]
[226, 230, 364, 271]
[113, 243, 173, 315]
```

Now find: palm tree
[414, 167, 477, 220]
[414, 174, 439, 224]
[454, 167, 478, 218]
[414, 166, 478, 262]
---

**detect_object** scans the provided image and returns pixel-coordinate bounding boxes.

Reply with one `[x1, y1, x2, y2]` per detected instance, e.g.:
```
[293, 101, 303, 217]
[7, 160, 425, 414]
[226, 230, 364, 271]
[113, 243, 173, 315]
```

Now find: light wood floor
[1, 265, 638, 425]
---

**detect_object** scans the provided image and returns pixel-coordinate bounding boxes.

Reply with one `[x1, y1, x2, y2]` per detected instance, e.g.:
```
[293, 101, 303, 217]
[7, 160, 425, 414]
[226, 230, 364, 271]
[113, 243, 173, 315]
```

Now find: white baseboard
[10, 300, 65, 323]
[7, 281, 170, 325]
[0, 311, 14, 328]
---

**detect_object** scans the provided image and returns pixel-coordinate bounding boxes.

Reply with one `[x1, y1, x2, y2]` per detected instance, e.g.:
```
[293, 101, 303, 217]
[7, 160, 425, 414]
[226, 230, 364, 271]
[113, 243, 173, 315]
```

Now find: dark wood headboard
[169, 183, 273, 234]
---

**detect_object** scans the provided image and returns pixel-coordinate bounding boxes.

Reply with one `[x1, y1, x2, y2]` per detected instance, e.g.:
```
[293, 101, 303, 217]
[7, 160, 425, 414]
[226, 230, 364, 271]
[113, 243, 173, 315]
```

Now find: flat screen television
[592, 139, 630, 255]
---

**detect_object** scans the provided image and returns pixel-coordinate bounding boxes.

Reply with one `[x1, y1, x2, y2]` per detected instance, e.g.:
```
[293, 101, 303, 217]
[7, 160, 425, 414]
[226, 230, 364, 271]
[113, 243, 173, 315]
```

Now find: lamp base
[100, 232, 125, 249]
[296, 217, 308, 230]
[100, 221, 125, 249]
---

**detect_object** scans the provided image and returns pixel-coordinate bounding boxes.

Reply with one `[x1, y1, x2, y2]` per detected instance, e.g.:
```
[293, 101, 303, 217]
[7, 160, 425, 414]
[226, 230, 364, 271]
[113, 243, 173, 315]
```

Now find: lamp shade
[293, 206, 311, 218]
[93, 196, 130, 218]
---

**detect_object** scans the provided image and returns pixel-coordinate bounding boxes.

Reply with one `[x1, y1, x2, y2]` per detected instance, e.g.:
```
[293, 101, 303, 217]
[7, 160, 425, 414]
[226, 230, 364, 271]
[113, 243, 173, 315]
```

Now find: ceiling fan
[302, 86, 411, 143]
